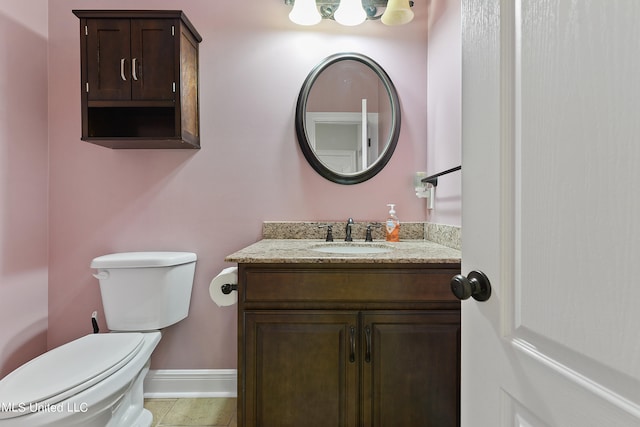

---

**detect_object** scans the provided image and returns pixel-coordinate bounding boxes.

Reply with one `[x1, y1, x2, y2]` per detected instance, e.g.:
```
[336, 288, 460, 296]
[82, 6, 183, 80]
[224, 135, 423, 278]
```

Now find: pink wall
[0, 1, 49, 378]
[43, 0, 460, 371]
[426, 0, 462, 226]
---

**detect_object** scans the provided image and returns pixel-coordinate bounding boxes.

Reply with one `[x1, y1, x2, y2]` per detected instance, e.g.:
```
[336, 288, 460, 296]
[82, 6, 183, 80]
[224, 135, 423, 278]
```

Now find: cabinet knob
[450, 270, 492, 301]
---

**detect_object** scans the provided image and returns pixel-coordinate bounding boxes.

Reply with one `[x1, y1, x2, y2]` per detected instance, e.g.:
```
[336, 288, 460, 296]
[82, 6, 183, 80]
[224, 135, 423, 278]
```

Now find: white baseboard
[143, 369, 237, 398]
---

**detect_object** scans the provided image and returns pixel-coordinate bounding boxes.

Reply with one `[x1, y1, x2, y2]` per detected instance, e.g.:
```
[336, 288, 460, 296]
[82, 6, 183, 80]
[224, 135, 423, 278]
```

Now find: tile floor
[144, 398, 237, 427]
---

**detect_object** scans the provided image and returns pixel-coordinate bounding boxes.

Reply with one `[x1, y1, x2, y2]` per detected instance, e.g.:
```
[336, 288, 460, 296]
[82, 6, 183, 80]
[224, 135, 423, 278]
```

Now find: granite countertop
[225, 239, 461, 264]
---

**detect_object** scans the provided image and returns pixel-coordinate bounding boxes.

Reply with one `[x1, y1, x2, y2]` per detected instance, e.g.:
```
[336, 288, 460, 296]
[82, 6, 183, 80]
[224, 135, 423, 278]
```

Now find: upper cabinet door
[130, 19, 176, 101]
[85, 18, 131, 101]
[85, 18, 175, 102]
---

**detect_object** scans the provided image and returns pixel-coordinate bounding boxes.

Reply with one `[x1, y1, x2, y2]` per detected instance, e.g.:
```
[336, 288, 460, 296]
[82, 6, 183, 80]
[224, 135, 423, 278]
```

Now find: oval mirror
[295, 53, 401, 185]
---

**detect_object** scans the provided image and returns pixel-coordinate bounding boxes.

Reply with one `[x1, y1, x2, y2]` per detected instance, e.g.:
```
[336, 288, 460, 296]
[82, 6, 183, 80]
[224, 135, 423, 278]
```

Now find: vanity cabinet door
[243, 311, 359, 427]
[361, 311, 460, 427]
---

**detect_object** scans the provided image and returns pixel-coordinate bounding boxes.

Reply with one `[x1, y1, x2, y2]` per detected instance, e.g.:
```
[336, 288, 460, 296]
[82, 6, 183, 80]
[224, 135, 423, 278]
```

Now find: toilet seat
[0, 333, 144, 419]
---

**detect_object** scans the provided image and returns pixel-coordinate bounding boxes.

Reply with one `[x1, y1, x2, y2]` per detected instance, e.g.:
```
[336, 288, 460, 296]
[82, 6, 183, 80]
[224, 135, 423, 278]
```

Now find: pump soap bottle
[385, 204, 400, 242]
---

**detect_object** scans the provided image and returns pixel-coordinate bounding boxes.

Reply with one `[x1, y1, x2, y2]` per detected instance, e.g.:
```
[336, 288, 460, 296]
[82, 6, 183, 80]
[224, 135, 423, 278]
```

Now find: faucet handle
[365, 223, 382, 242]
[318, 224, 334, 242]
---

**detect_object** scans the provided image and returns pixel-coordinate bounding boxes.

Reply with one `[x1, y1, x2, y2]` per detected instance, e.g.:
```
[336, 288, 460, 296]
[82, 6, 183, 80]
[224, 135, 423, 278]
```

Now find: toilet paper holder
[221, 283, 238, 295]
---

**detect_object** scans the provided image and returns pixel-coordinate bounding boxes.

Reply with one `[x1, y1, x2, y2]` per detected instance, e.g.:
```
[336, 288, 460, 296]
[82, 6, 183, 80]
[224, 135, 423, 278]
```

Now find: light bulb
[381, 0, 414, 26]
[289, 0, 321, 26]
[334, 0, 366, 26]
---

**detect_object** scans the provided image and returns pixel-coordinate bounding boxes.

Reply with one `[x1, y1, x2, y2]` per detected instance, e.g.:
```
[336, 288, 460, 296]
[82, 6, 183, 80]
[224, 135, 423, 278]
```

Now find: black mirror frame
[295, 53, 401, 185]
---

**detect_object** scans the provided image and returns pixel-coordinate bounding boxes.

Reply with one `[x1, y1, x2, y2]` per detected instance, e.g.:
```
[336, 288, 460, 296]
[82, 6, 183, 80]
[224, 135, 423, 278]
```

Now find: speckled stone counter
[225, 239, 461, 264]
[262, 221, 427, 241]
[262, 221, 461, 250]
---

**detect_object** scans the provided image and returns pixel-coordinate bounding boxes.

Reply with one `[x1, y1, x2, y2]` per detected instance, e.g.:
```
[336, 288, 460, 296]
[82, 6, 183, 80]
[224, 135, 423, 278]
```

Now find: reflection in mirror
[295, 53, 401, 184]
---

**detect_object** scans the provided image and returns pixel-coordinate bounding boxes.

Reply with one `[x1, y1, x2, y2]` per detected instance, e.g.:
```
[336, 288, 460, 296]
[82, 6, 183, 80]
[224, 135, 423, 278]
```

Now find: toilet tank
[91, 252, 197, 331]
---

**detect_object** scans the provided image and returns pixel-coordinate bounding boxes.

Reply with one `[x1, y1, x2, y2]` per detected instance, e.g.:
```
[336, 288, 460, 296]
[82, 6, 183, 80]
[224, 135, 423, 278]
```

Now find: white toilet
[0, 251, 197, 427]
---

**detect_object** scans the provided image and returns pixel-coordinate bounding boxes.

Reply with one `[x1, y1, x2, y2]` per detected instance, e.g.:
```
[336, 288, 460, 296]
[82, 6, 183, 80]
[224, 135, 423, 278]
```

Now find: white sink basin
[310, 243, 394, 255]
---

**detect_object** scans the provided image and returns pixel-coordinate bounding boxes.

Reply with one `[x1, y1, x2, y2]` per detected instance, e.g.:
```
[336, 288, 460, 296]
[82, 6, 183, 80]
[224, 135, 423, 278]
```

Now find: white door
[461, 1, 640, 426]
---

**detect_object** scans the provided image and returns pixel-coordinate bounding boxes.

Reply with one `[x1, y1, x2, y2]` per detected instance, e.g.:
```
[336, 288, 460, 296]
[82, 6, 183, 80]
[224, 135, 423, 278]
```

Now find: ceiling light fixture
[284, 0, 414, 26]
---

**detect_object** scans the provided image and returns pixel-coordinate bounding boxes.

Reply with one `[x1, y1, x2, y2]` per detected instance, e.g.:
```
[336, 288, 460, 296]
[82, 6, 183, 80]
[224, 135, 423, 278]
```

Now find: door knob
[450, 270, 492, 301]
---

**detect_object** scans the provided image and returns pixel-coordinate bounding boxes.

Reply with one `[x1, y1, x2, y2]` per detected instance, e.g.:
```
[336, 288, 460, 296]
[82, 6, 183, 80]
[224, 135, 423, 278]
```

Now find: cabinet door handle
[365, 326, 372, 363]
[349, 326, 356, 363]
[120, 58, 127, 81]
[132, 58, 139, 81]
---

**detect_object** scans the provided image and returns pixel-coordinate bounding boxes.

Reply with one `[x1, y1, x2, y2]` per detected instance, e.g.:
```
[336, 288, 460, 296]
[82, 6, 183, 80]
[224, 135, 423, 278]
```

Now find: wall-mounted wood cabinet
[237, 263, 461, 427]
[73, 10, 202, 149]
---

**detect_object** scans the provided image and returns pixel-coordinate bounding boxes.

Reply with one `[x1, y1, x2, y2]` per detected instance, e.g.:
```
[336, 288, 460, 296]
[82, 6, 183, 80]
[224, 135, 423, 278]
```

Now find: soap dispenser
[385, 204, 400, 242]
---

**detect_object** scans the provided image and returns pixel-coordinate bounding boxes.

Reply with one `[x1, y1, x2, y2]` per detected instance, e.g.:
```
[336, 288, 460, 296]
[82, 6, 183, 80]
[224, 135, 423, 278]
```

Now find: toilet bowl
[0, 252, 197, 427]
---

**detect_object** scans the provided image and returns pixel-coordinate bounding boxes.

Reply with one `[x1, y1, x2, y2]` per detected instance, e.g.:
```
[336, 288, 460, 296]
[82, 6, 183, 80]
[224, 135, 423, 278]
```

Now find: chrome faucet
[345, 218, 354, 241]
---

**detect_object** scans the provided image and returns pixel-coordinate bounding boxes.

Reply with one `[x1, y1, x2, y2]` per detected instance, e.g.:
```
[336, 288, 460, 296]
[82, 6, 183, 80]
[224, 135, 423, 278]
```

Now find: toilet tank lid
[91, 251, 197, 268]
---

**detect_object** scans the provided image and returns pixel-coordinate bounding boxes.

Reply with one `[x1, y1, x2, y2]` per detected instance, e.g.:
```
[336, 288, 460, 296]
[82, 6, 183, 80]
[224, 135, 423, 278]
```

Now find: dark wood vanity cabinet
[238, 263, 461, 427]
[73, 10, 202, 149]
